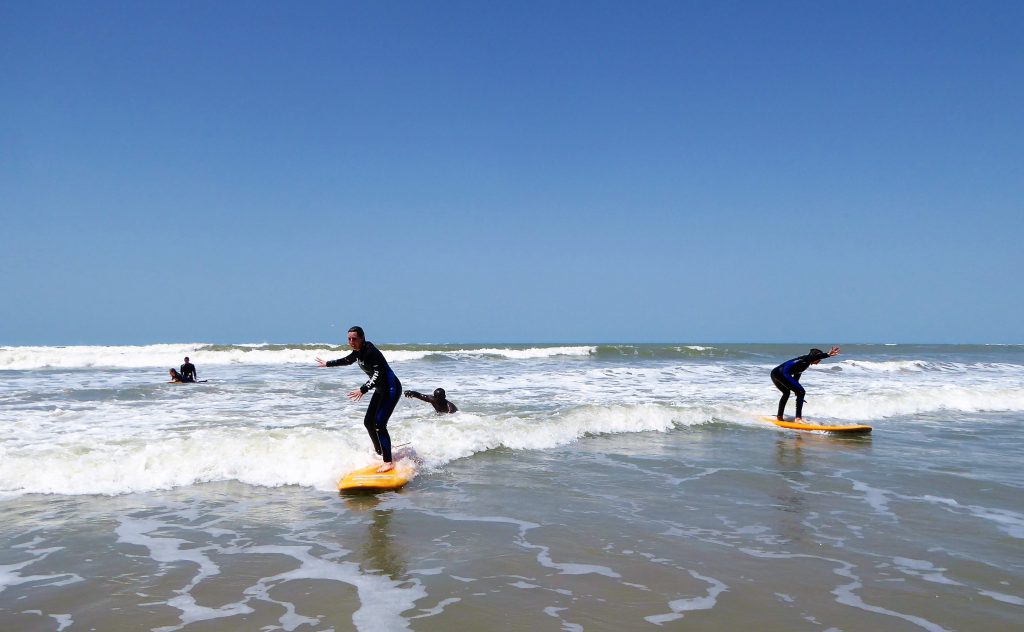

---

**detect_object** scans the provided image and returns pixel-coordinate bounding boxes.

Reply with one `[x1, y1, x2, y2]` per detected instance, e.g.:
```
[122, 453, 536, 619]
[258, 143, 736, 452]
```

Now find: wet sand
[3, 419, 1022, 631]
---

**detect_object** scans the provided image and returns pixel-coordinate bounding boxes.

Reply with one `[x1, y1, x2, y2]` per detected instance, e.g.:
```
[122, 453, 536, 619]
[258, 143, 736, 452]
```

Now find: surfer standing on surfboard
[770, 346, 841, 422]
[316, 326, 403, 473]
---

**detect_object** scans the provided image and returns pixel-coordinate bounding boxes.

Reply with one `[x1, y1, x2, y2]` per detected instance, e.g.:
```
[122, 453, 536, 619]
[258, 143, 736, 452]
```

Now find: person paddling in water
[771, 346, 841, 422]
[404, 388, 458, 414]
[316, 326, 402, 473]
[168, 368, 185, 383]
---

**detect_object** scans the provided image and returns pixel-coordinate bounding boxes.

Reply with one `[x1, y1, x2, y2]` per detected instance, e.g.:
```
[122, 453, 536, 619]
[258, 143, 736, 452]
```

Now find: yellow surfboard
[338, 459, 416, 492]
[760, 416, 872, 434]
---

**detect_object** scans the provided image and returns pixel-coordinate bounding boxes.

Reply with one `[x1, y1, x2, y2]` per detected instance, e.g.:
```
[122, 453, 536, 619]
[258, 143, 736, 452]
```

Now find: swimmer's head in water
[433, 388, 446, 400]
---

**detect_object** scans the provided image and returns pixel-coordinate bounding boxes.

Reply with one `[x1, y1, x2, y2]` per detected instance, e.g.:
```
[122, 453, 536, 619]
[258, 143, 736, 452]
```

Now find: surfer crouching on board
[405, 388, 458, 414]
[770, 346, 840, 422]
[316, 326, 402, 473]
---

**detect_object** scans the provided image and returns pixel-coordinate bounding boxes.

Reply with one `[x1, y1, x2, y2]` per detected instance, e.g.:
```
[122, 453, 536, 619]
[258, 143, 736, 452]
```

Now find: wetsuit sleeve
[405, 390, 431, 403]
[325, 352, 357, 367]
[359, 346, 387, 394]
[787, 351, 832, 379]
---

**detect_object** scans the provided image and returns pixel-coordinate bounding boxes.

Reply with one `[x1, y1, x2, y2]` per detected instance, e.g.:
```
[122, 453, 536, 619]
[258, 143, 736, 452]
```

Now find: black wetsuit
[180, 362, 197, 383]
[405, 390, 458, 414]
[771, 350, 830, 419]
[326, 342, 402, 462]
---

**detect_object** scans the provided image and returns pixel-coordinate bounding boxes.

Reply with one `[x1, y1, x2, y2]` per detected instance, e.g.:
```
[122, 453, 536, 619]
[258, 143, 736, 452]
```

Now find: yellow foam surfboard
[760, 416, 872, 434]
[338, 459, 416, 492]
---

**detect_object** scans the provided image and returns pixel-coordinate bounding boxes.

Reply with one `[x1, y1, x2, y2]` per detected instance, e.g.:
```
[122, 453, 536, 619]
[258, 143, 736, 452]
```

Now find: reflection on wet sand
[770, 433, 870, 541]
[772, 435, 810, 542]
[343, 494, 408, 579]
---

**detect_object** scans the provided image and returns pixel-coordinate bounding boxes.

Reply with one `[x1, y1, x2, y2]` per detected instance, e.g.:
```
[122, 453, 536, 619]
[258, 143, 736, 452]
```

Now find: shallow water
[1, 343, 1022, 629]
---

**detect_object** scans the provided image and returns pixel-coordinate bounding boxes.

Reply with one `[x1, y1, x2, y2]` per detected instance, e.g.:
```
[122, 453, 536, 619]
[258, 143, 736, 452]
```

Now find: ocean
[1, 342, 1022, 631]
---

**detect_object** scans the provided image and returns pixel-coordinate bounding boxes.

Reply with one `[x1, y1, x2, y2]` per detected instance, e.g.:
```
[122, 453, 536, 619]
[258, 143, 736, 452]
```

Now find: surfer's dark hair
[348, 326, 365, 339]
[809, 348, 824, 355]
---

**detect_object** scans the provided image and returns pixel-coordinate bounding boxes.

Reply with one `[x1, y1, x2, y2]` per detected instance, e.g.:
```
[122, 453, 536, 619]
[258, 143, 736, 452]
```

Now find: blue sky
[2, 1, 1021, 345]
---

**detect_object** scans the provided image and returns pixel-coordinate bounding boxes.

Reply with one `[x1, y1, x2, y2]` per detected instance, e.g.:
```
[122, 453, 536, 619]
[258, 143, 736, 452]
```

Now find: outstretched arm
[828, 345, 841, 357]
[404, 390, 432, 403]
[316, 351, 357, 368]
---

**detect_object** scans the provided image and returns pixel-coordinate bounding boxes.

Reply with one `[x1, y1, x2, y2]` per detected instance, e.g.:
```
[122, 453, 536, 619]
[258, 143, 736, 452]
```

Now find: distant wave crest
[0, 343, 597, 370]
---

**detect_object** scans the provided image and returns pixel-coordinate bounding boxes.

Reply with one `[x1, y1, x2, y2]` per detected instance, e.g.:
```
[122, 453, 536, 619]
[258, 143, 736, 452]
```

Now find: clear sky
[2, 1, 1021, 345]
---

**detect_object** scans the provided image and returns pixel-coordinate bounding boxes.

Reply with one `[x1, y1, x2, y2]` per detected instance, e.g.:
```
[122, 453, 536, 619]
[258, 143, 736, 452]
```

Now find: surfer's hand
[315, 357, 327, 367]
[829, 346, 841, 357]
[347, 390, 363, 401]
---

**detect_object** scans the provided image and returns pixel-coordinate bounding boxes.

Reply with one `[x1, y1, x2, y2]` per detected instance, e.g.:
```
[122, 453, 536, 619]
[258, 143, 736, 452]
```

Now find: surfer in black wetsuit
[405, 388, 458, 414]
[771, 346, 841, 421]
[316, 326, 402, 473]
[180, 357, 197, 383]
[168, 368, 185, 383]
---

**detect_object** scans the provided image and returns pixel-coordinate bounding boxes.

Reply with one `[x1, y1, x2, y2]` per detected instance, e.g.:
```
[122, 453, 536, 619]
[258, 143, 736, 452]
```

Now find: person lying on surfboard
[316, 326, 403, 473]
[770, 346, 841, 422]
[404, 388, 458, 414]
[168, 368, 185, 383]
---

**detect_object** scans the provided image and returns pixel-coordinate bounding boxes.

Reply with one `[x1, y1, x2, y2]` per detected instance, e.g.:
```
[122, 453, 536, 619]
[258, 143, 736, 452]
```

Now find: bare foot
[376, 462, 395, 473]
[776, 416, 784, 421]
[794, 417, 803, 423]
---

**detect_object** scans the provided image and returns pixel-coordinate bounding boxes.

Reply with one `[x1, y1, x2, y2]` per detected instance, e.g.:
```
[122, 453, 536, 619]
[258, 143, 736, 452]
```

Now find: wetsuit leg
[771, 370, 791, 419]
[774, 368, 806, 419]
[793, 382, 807, 418]
[362, 372, 402, 462]
[363, 390, 385, 456]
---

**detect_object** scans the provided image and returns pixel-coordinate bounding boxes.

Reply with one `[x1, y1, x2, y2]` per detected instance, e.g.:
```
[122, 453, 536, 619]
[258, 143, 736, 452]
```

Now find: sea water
[1, 343, 1021, 630]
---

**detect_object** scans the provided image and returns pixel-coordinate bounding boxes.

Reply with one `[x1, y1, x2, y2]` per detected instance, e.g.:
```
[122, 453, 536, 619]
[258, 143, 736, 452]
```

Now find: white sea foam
[0, 404, 709, 496]
[0, 344, 596, 370]
[891, 557, 964, 586]
[2, 343, 1022, 497]
[243, 544, 427, 632]
[115, 514, 427, 632]
[831, 561, 951, 632]
[810, 386, 1024, 421]
[0, 546, 83, 595]
[442, 346, 595, 359]
[980, 590, 1024, 606]
[836, 359, 931, 373]
[645, 570, 728, 624]
[1, 344, 214, 370]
